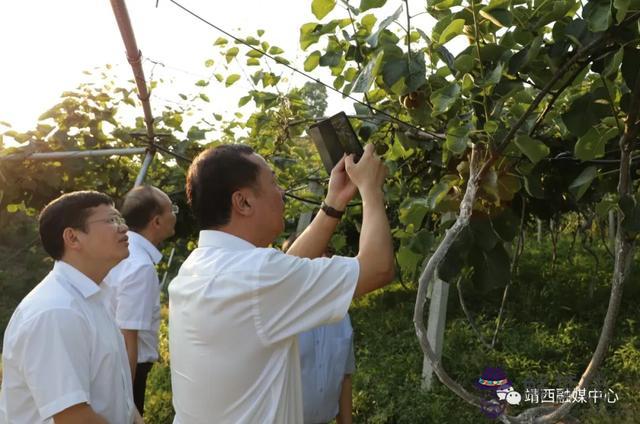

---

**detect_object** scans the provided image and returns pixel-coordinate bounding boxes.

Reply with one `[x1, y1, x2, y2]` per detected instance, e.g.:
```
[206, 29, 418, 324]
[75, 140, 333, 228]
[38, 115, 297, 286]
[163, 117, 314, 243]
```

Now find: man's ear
[152, 215, 162, 228]
[62, 227, 82, 252]
[231, 190, 253, 216]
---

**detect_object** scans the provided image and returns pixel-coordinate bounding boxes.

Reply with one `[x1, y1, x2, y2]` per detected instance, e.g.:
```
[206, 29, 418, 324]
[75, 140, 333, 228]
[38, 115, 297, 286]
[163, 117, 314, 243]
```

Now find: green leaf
[204, 59, 214, 68]
[361, 14, 377, 32]
[247, 58, 260, 66]
[268, 46, 285, 55]
[562, 94, 610, 136]
[214, 37, 228, 46]
[430, 83, 461, 116]
[312, 0, 336, 19]
[399, 198, 429, 228]
[199, 93, 210, 102]
[195, 80, 208, 87]
[574, 127, 606, 161]
[497, 174, 522, 201]
[583, 0, 612, 32]
[238, 95, 252, 107]
[382, 59, 408, 90]
[445, 118, 472, 155]
[244, 36, 260, 46]
[514, 134, 549, 164]
[397, 246, 423, 277]
[438, 19, 465, 45]
[614, 0, 630, 22]
[454, 54, 474, 74]
[595, 194, 618, 218]
[604, 47, 624, 78]
[6, 204, 19, 213]
[225, 47, 239, 63]
[351, 51, 382, 93]
[360, 0, 386, 12]
[304, 51, 321, 72]
[366, 5, 403, 47]
[470, 217, 499, 251]
[300, 23, 322, 50]
[569, 166, 598, 200]
[479, 62, 504, 88]
[214, 74, 224, 82]
[225, 74, 241, 87]
[246, 49, 263, 58]
[533, 0, 577, 28]
[479, 8, 513, 28]
[431, 0, 462, 10]
[491, 208, 520, 242]
[409, 230, 434, 255]
[426, 175, 458, 210]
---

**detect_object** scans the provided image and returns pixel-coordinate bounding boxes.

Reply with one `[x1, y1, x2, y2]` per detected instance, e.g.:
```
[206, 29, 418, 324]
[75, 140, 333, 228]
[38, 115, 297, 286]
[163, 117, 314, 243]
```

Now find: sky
[0, 0, 437, 137]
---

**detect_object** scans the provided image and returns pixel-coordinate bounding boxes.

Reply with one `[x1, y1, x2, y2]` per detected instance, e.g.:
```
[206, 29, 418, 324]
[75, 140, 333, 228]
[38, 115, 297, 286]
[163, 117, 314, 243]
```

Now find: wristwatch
[320, 201, 345, 219]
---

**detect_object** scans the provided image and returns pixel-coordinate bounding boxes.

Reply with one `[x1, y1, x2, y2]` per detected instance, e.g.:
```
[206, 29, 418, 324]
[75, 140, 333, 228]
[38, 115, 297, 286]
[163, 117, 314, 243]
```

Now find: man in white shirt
[169, 143, 395, 423]
[104, 185, 177, 416]
[0, 191, 142, 424]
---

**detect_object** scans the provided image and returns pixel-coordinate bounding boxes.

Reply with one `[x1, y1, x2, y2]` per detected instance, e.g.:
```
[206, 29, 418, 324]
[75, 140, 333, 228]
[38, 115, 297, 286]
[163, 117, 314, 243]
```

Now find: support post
[134, 148, 155, 187]
[421, 278, 450, 390]
[295, 180, 323, 234]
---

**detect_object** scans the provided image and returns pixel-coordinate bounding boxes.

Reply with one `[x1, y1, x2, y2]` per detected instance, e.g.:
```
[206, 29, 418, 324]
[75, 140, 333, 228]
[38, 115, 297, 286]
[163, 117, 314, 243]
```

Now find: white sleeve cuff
[39, 390, 89, 420]
[117, 320, 152, 331]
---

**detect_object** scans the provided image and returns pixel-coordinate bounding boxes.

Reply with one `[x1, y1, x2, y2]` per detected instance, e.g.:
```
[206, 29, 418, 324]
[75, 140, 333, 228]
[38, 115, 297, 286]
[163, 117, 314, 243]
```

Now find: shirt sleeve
[114, 264, 158, 331]
[20, 309, 92, 419]
[252, 249, 359, 345]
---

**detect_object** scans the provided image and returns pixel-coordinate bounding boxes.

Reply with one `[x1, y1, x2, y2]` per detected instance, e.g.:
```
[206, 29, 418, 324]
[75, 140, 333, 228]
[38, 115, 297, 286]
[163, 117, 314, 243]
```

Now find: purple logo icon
[474, 367, 520, 419]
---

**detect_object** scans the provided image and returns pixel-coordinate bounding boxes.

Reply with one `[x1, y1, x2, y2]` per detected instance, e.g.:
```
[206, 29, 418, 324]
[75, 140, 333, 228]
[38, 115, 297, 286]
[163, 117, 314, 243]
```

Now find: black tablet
[308, 112, 364, 174]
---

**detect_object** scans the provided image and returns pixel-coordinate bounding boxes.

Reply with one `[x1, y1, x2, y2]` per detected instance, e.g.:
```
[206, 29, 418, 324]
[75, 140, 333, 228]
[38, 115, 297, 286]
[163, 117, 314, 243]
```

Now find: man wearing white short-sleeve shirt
[0, 191, 142, 424]
[103, 185, 176, 416]
[169, 143, 395, 423]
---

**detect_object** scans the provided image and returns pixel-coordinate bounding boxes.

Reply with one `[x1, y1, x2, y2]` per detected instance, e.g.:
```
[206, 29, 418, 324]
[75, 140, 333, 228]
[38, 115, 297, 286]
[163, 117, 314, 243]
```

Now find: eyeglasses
[86, 215, 127, 227]
[171, 204, 179, 215]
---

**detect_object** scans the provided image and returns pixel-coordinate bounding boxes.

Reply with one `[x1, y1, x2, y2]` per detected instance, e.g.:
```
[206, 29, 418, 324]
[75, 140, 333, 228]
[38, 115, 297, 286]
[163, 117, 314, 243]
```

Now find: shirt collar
[198, 230, 256, 250]
[53, 260, 101, 298]
[127, 231, 163, 264]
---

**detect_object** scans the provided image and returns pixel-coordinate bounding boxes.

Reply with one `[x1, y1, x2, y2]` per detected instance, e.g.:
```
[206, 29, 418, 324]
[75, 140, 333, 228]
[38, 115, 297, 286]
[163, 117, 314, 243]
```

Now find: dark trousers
[133, 362, 153, 415]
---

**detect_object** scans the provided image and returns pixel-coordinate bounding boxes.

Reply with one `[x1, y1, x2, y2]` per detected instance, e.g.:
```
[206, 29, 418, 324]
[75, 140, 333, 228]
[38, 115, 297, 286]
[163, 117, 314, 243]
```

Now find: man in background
[104, 185, 177, 416]
[0, 191, 141, 423]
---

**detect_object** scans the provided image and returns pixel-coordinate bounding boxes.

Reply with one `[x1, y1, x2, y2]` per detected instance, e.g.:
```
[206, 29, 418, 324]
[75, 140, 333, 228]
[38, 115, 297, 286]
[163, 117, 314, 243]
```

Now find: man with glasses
[0, 191, 142, 423]
[103, 185, 177, 416]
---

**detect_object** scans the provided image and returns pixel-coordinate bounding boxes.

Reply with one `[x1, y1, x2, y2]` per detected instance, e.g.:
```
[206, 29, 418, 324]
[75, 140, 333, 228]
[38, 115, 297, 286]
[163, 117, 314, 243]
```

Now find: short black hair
[120, 185, 165, 232]
[39, 191, 113, 260]
[186, 144, 259, 229]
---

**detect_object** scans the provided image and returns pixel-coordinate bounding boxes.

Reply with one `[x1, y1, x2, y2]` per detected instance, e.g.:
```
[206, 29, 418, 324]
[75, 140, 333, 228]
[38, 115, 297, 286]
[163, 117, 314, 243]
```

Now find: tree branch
[413, 144, 484, 409]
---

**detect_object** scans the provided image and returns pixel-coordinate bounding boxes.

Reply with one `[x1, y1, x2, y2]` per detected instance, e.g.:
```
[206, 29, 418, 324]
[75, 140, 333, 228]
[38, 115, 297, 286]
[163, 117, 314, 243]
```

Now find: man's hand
[345, 144, 388, 199]
[325, 155, 357, 210]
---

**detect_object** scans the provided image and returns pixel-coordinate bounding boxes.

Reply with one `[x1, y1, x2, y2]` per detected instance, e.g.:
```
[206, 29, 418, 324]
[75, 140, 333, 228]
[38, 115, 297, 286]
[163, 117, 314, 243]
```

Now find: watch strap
[320, 201, 345, 219]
